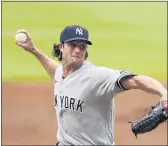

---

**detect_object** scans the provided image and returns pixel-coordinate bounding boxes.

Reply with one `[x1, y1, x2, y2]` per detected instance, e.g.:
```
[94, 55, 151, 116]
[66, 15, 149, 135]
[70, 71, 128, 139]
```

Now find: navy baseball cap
[60, 25, 92, 45]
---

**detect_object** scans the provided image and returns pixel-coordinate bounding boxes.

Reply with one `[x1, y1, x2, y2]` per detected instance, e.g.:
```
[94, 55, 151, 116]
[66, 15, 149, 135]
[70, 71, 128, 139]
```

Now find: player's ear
[59, 43, 64, 52]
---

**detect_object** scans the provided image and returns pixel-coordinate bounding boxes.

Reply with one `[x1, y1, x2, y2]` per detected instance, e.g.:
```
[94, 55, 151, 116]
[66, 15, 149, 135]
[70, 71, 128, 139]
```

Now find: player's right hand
[15, 29, 37, 53]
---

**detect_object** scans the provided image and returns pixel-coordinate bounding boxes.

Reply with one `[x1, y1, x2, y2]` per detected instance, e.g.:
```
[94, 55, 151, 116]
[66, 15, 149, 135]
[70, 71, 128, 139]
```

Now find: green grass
[2, 2, 167, 82]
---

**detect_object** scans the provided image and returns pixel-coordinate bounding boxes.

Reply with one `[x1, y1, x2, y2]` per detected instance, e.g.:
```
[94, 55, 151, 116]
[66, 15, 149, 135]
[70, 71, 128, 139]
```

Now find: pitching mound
[2, 82, 167, 145]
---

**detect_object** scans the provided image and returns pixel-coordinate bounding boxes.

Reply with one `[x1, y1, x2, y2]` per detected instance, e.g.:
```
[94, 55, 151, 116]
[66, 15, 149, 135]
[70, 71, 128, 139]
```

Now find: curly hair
[52, 43, 88, 61]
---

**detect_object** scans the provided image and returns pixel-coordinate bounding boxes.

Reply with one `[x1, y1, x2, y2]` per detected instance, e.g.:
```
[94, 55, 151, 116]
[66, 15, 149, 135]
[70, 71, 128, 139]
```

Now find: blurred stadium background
[2, 2, 167, 145]
[2, 2, 167, 82]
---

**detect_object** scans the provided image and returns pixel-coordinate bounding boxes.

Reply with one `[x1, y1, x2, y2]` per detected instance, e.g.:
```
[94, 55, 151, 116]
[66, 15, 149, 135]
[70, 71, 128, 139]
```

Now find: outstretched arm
[123, 75, 168, 137]
[15, 29, 58, 80]
[121, 75, 167, 100]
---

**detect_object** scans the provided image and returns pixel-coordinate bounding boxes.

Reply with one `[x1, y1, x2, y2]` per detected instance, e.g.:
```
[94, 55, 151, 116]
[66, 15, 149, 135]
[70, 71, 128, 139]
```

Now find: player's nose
[73, 47, 81, 53]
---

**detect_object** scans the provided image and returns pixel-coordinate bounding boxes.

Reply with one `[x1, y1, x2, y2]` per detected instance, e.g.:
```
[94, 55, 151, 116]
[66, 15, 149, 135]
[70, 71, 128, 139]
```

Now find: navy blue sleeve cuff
[117, 70, 137, 90]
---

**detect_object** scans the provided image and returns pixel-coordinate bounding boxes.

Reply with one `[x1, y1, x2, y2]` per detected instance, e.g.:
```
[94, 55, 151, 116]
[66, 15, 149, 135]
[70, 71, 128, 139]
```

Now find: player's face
[61, 40, 87, 66]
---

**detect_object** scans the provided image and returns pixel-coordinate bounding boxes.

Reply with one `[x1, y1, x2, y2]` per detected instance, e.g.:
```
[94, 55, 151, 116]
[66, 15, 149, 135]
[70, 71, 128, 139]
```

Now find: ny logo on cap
[76, 27, 83, 35]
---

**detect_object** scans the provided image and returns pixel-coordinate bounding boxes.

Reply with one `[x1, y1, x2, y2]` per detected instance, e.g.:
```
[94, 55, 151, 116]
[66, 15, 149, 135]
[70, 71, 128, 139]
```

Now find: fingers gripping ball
[129, 100, 168, 138]
[15, 33, 27, 43]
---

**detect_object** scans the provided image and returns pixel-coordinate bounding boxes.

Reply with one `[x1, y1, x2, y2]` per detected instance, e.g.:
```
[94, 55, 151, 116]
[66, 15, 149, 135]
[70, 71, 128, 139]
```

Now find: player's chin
[71, 57, 81, 62]
[71, 58, 83, 65]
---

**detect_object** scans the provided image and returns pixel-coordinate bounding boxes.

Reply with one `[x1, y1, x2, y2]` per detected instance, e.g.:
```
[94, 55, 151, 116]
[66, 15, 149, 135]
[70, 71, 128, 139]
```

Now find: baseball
[15, 33, 27, 43]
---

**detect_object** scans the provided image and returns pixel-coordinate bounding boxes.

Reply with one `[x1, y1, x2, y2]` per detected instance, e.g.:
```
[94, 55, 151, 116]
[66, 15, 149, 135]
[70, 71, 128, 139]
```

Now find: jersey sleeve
[54, 65, 63, 82]
[92, 67, 137, 99]
[116, 70, 137, 90]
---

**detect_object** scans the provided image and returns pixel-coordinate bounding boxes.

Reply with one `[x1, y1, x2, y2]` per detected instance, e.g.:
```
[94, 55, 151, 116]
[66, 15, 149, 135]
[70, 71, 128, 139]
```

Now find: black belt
[56, 142, 75, 146]
[56, 142, 59, 146]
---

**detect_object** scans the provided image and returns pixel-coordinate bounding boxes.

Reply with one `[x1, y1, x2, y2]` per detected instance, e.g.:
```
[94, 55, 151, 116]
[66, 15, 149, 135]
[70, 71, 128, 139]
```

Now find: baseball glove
[128, 100, 168, 138]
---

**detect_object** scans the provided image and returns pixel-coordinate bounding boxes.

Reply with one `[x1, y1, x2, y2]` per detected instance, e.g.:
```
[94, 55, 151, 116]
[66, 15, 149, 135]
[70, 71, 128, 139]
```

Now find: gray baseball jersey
[54, 61, 135, 145]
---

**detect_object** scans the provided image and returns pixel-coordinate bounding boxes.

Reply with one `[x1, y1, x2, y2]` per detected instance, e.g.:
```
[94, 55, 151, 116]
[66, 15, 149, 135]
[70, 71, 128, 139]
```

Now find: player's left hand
[128, 100, 168, 138]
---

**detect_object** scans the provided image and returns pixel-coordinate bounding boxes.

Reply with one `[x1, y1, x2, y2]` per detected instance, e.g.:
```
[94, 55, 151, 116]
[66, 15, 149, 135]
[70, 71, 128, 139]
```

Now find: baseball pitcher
[15, 25, 167, 145]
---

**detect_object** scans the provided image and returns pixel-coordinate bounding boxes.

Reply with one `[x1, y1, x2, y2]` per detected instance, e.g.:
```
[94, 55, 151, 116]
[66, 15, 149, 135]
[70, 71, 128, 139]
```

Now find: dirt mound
[2, 82, 167, 145]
